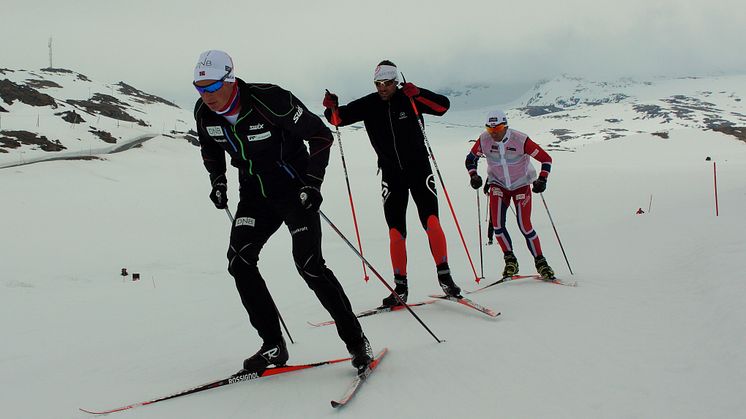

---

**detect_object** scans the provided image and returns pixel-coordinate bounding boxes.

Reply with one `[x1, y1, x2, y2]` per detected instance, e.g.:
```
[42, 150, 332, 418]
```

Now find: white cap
[194, 50, 235, 83]
[485, 110, 508, 127]
[373, 64, 399, 82]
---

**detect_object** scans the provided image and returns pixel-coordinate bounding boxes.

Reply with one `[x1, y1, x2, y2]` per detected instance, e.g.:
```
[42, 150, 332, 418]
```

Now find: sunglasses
[485, 124, 507, 132]
[194, 70, 231, 94]
[374, 79, 397, 87]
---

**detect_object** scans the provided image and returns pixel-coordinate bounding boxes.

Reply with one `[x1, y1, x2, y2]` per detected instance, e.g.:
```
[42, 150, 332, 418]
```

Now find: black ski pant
[226, 193, 365, 349]
[381, 164, 439, 237]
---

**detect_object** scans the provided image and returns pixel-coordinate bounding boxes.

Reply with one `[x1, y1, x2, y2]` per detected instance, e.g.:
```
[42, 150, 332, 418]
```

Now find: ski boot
[502, 251, 519, 277]
[242, 337, 289, 372]
[346, 336, 373, 374]
[436, 263, 462, 298]
[535, 255, 555, 279]
[380, 275, 408, 308]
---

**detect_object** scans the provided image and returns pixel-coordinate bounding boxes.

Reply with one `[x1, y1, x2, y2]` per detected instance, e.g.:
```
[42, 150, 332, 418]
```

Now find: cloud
[1, 0, 744, 109]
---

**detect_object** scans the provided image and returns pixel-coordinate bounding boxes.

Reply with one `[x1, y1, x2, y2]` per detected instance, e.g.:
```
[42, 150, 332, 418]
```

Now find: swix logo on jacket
[249, 123, 264, 130]
[292, 106, 303, 124]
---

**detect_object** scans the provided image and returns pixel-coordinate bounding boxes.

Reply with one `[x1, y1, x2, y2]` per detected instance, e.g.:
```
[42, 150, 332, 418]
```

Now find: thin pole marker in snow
[713, 161, 719, 216]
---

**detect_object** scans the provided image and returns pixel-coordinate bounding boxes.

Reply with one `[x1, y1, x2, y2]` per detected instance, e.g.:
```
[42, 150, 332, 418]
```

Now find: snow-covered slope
[438, 74, 746, 152]
[1, 72, 745, 417]
[0, 67, 193, 168]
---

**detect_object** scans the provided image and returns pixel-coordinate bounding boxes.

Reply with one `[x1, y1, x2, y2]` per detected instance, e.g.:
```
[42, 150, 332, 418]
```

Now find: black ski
[428, 294, 500, 317]
[80, 357, 351, 415]
[467, 274, 577, 294]
[331, 347, 388, 408]
[308, 301, 436, 327]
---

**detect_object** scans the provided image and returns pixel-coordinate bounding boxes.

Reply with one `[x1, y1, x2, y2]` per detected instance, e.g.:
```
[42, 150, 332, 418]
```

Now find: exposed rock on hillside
[0, 79, 57, 108]
[0, 130, 66, 152]
[116, 82, 178, 108]
[68, 93, 148, 126]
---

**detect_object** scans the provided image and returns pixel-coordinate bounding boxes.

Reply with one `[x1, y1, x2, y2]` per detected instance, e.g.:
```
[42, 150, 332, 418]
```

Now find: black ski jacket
[195, 79, 333, 199]
[323, 88, 449, 172]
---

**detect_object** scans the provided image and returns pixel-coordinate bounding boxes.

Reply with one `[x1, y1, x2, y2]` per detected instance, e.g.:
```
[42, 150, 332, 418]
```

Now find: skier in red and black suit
[323, 60, 462, 308]
[465, 109, 556, 279]
[192, 50, 372, 373]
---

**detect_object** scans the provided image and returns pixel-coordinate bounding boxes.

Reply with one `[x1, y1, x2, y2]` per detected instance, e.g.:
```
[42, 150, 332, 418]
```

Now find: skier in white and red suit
[465, 110, 556, 279]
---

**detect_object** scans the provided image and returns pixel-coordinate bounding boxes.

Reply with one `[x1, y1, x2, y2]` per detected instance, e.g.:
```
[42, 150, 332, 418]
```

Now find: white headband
[373, 64, 398, 82]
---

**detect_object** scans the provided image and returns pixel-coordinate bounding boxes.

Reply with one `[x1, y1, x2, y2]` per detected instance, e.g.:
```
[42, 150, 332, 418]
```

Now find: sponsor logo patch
[206, 126, 223, 136]
[292, 106, 303, 124]
[235, 217, 256, 227]
[247, 132, 272, 142]
[249, 123, 264, 130]
[290, 226, 309, 235]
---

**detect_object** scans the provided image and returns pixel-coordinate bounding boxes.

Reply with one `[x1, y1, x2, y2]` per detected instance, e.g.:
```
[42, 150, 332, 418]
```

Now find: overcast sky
[2, 0, 745, 109]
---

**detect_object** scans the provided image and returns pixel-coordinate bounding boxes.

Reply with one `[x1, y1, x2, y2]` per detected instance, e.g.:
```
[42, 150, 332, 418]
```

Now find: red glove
[323, 91, 338, 109]
[401, 82, 420, 98]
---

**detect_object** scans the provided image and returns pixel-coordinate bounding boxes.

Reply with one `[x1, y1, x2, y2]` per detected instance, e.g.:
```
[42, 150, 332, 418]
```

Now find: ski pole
[539, 194, 574, 275]
[225, 208, 296, 344]
[401, 73, 480, 284]
[319, 210, 443, 343]
[713, 161, 719, 216]
[476, 191, 484, 279]
[326, 90, 369, 282]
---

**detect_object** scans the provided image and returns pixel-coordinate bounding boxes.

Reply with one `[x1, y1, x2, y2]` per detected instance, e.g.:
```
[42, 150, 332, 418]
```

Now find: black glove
[483, 181, 491, 195]
[470, 174, 483, 190]
[209, 179, 228, 209]
[299, 186, 323, 212]
[532, 176, 547, 193]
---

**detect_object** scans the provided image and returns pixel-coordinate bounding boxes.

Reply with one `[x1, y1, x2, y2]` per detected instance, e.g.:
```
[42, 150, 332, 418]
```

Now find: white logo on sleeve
[235, 217, 256, 227]
[206, 126, 223, 136]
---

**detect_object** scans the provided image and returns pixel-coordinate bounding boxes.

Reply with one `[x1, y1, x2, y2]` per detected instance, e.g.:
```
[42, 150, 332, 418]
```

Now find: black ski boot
[503, 251, 519, 277]
[436, 263, 462, 298]
[380, 275, 408, 308]
[347, 336, 373, 374]
[242, 337, 289, 372]
[534, 255, 555, 279]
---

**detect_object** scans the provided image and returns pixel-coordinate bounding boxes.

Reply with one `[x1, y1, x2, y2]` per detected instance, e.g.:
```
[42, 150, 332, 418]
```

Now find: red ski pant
[487, 184, 543, 258]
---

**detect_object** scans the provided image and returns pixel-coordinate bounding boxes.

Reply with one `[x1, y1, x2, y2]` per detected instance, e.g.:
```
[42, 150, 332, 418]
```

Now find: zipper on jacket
[387, 102, 403, 169]
[497, 138, 512, 189]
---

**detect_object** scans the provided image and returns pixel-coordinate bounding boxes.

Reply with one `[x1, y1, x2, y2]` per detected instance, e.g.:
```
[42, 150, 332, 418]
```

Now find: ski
[467, 274, 577, 293]
[428, 294, 500, 318]
[308, 301, 436, 327]
[466, 275, 541, 294]
[331, 347, 388, 408]
[80, 357, 351, 415]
